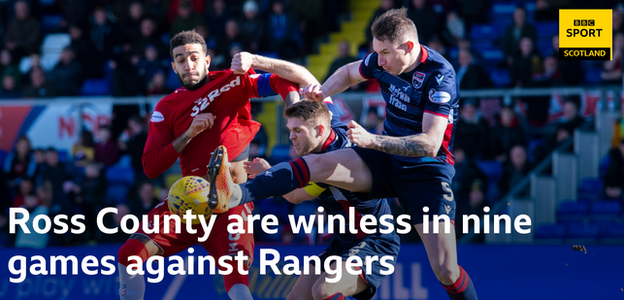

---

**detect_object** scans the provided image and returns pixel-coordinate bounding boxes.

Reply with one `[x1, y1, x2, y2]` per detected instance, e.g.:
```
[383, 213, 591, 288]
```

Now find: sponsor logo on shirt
[190, 76, 241, 117]
[150, 111, 164, 123]
[428, 88, 451, 104]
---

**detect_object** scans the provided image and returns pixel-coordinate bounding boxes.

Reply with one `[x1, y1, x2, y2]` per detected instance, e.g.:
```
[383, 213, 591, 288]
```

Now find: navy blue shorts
[352, 147, 456, 224]
[317, 233, 400, 300]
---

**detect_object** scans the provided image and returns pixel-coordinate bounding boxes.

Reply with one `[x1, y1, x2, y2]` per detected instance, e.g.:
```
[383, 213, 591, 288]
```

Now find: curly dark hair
[169, 30, 207, 57]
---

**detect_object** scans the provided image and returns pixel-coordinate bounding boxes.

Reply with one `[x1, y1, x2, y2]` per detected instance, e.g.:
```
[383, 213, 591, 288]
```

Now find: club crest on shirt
[412, 71, 425, 89]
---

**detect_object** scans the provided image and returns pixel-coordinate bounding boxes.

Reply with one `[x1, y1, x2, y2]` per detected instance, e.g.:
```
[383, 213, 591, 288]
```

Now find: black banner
[559, 47, 611, 60]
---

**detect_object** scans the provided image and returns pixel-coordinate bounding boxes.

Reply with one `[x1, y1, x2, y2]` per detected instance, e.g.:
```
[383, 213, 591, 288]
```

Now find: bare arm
[320, 60, 368, 97]
[232, 52, 319, 87]
[283, 188, 317, 204]
[347, 113, 448, 157]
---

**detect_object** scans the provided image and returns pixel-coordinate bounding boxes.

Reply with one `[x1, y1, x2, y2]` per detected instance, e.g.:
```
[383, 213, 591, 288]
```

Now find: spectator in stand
[0, 74, 21, 99]
[111, 55, 146, 96]
[129, 181, 159, 217]
[239, 0, 265, 53]
[90, 6, 120, 63]
[4, 136, 35, 189]
[49, 47, 83, 96]
[533, 56, 563, 87]
[72, 130, 96, 168]
[4, 1, 40, 59]
[291, 0, 324, 53]
[11, 178, 34, 208]
[560, 98, 584, 131]
[61, 0, 90, 30]
[325, 40, 358, 81]
[408, 0, 442, 45]
[119, 115, 148, 179]
[614, 7, 624, 33]
[94, 126, 120, 167]
[455, 100, 490, 159]
[441, 10, 465, 47]
[510, 37, 542, 88]
[219, 20, 245, 58]
[74, 162, 106, 242]
[455, 0, 488, 33]
[601, 31, 624, 85]
[604, 139, 624, 200]
[266, 0, 300, 59]
[503, 6, 537, 67]
[206, 0, 232, 41]
[69, 23, 102, 79]
[136, 44, 166, 88]
[499, 144, 532, 197]
[20, 53, 41, 87]
[132, 18, 166, 59]
[490, 106, 526, 162]
[452, 147, 488, 207]
[366, 0, 395, 44]
[147, 71, 171, 95]
[14, 192, 49, 248]
[550, 35, 581, 86]
[121, 2, 145, 50]
[167, 0, 205, 24]
[23, 68, 56, 98]
[169, 1, 204, 38]
[39, 148, 76, 219]
[0, 49, 20, 83]
[456, 49, 493, 90]
[534, 0, 558, 22]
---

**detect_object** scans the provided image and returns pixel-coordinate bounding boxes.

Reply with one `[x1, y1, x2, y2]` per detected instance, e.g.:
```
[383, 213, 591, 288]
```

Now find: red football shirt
[142, 70, 298, 178]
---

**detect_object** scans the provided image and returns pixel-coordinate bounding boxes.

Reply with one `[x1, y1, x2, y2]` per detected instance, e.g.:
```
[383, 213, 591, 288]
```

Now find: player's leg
[285, 267, 320, 300]
[227, 148, 385, 207]
[396, 163, 477, 300]
[203, 203, 255, 300]
[118, 200, 199, 300]
[312, 260, 368, 300]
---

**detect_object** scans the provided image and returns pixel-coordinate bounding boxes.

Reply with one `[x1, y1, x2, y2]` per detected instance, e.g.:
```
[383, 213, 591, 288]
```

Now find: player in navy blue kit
[242, 100, 400, 300]
[210, 8, 477, 300]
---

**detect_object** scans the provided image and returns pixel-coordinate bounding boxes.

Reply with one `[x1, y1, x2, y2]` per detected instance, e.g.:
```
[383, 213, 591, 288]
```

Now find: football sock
[236, 158, 310, 206]
[227, 283, 254, 300]
[441, 266, 478, 300]
[118, 262, 145, 300]
[325, 293, 345, 300]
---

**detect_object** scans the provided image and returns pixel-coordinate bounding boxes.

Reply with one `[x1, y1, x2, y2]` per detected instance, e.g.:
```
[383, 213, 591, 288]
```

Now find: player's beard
[178, 70, 208, 90]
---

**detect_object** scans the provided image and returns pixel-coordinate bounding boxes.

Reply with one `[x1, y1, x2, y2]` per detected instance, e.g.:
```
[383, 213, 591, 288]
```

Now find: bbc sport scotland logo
[559, 9, 612, 60]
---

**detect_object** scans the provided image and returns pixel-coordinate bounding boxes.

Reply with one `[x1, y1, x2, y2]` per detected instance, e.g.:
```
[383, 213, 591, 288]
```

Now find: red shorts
[135, 199, 255, 290]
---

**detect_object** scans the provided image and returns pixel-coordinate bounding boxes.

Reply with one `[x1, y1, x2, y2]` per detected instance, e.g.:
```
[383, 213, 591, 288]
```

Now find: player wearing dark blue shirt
[243, 100, 400, 300]
[213, 8, 478, 300]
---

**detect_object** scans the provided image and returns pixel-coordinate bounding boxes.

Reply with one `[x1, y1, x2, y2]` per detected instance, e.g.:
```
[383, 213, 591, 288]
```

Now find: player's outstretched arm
[346, 113, 446, 158]
[301, 61, 367, 101]
[232, 51, 319, 88]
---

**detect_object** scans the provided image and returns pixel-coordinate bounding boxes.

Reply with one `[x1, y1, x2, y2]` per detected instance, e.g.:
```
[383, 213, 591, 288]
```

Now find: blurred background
[0, 0, 623, 299]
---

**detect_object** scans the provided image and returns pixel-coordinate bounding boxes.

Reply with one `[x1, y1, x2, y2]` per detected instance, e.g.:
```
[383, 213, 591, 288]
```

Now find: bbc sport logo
[559, 9, 612, 60]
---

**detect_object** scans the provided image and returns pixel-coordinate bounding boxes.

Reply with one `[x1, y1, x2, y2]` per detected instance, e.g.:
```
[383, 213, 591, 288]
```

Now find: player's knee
[118, 238, 150, 267]
[434, 264, 460, 284]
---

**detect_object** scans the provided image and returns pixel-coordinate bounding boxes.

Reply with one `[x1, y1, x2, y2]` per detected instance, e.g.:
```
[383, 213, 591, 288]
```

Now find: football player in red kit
[117, 30, 318, 300]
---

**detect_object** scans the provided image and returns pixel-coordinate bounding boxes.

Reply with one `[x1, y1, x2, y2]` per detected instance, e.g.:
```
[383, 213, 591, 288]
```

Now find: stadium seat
[557, 201, 589, 224]
[18, 56, 32, 74]
[41, 15, 63, 33]
[106, 185, 129, 205]
[535, 22, 559, 38]
[57, 149, 69, 163]
[80, 79, 111, 96]
[534, 224, 565, 243]
[566, 223, 600, 244]
[589, 200, 622, 222]
[40, 51, 62, 71]
[599, 223, 624, 244]
[578, 178, 603, 200]
[490, 69, 510, 87]
[584, 67, 603, 85]
[105, 166, 135, 186]
[599, 154, 611, 178]
[40, 33, 71, 53]
[470, 24, 499, 40]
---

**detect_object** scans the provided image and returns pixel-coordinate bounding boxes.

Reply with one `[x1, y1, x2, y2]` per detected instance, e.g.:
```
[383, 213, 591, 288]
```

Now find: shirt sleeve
[359, 52, 378, 79]
[423, 68, 456, 119]
[244, 72, 299, 100]
[142, 106, 180, 179]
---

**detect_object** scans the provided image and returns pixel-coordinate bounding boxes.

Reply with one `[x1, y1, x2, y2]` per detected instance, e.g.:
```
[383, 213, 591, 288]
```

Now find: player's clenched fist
[231, 51, 254, 74]
[300, 84, 324, 101]
[186, 113, 216, 138]
[346, 120, 376, 148]
[243, 157, 271, 179]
